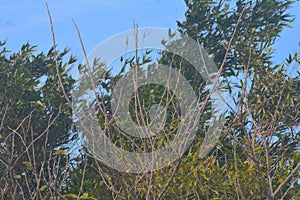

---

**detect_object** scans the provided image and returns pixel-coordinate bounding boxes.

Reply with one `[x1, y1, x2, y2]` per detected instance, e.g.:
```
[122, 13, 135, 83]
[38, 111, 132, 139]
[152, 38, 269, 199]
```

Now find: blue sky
[0, 1, 185, 59]
[0, 0, 299, 73]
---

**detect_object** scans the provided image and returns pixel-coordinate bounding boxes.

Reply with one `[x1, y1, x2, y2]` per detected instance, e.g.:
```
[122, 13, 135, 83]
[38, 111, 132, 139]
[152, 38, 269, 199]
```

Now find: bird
[175, 100, 185, 118]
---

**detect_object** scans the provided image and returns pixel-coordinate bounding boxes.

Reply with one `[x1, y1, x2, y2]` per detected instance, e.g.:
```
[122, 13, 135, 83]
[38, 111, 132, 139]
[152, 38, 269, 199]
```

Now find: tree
[1, 0, 299, 199]
[71, 0, 299, 199]
[175, 0, 300, 199]
[0, 42, 76, 199]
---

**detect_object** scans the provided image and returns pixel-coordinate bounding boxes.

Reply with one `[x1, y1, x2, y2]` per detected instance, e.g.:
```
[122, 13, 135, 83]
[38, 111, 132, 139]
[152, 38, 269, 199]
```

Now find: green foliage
[0, 42, 76, 199]
[72, 0, 299, 199]
[0, 0, 299, 199]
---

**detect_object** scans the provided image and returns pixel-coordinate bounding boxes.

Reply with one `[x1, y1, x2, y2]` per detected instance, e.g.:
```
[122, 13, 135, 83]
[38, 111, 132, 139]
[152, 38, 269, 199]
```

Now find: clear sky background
[0, 0, 299, 76]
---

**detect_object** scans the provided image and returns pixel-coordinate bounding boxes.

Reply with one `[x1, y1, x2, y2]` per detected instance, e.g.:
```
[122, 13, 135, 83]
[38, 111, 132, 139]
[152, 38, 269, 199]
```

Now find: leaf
[64, 109, 71, 115]
[23, 161, 32, 170]
[79, 192, 89, 199]
[61, 68, 71, 76]
[36, 100, 44, 107]
[64, 194, 78, 199]
[55, 149, 68, 156]
[40, 185, 47, 192]
[289, 97, 294, 107]
[201, 173, 209, 181]
[13, 175, 21, 179]
[193, 181, 197, 187]
[247, 163, 254, 172]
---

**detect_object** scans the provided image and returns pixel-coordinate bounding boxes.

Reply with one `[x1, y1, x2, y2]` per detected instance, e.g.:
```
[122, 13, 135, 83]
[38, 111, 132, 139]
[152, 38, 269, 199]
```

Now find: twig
[272, 162, 300, 198]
